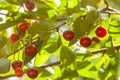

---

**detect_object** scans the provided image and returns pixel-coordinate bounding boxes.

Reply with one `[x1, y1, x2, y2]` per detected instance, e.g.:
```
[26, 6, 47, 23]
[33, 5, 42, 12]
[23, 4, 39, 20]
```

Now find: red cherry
[95, 26, 107, 38]
[80, 36, 92, 47]
[63, 30, 74, 41]
[27, 68, 38, 79]
[12, 60, 22, 70]
[92, 37, 100, 44]
[10, 33, 19, 42]
[25, 44, 37, 56]
[25, 0, 35, 11]
[19, 23, 28, 32]
[15, 67, 23, 77]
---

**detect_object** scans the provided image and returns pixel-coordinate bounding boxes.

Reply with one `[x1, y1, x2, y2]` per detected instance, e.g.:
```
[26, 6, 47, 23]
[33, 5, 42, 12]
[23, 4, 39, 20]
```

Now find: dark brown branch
[100, 11, 120, 14]
[5, 44, 26, 58]
[91, 44, 120, 54]
[100, 0, 120, 15]
[40, 61, 60, 68]
[103, 0, 109, 8]
[57, 18, 67, 21]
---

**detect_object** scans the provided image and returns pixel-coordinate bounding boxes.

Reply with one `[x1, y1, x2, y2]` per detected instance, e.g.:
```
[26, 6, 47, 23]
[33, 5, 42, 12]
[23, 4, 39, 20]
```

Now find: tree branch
[40, 61, 60, 68]
[103, 0, 109, 8]
[100, 0, 120, 15]
[1, 44, 120, 79]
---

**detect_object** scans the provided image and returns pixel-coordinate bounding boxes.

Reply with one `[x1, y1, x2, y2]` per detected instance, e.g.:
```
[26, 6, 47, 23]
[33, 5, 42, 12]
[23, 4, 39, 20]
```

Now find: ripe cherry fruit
[25, 0, 35, 11]
[15, 67, 23, 77]
[19, 22, 28, 33]
[12, 60, 22, 70]
[27, 68, 38, 79]
[80, 36, 92, 48]
[63, 30, 74, 41]
[10, 33, 19, 42]
[95, 26, 107, 38]
[25, 44, 37, 56]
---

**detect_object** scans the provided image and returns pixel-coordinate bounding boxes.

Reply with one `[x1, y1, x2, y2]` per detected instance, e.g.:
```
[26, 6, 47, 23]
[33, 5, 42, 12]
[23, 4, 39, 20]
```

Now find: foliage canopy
[0, 0, 120, 80]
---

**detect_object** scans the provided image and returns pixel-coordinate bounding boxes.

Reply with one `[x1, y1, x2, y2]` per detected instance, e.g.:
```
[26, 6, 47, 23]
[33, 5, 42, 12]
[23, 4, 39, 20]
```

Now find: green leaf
[45, 37, 62, 53]
[37, 67, 52, 77]
[28, 22, 55, 34]
[107, 75, 116, 80]
[23, 39, 43, 64]
[106, 0, 120, 11]
[68, 19, 84, 46]
[89, 66, 97, 71]
[98, 68, 109, 80]
[6, 0, 26, 5]
[81, 0, 100, 8]
[0, 36, 7, 49]
[45, 42, 57, 53]
[77, 61, 91, 69]
[68, 0, 79, 8]
[62, 70, 79, 78]
[73, 10, 87, 21]
[43, 0, 57, 9]
[109, 14, 120, 27]
[115, 52, 120, 80]
[66, 0, 80, 15]
[0, 22, 16, 31]
[60, 46, 75, 67]
[84, 10, 99, 24]
[0, 58, 10, 74]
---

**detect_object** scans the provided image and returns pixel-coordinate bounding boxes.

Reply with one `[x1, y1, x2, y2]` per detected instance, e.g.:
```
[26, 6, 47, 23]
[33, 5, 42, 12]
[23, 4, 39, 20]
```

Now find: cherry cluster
[10, 22, 37, 55]
[9, 1, 38, 78]
[8, 0, 107, 78]
[63, 26, 107, 47]
[12, 60, 38, 78]
[10, 22, 37, 78]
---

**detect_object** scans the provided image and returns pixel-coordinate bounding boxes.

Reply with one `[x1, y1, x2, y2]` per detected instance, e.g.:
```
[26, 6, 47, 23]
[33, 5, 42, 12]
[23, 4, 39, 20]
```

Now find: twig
[103, 0, 109, 8]
[100, 11, 120, 14]
[40, 61, 60, 68]
[91, 44, 120, 54]
[57, 18, 67, 21]
[100, 0, 120, 15]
